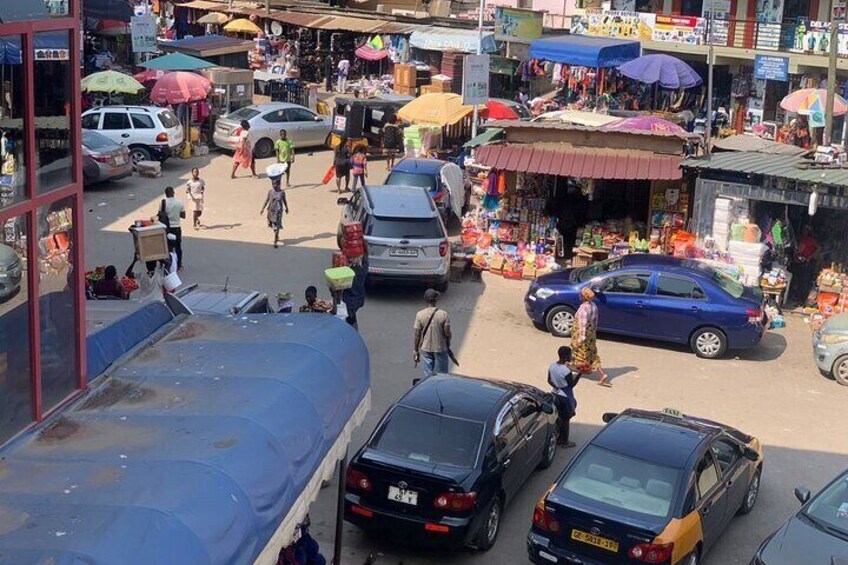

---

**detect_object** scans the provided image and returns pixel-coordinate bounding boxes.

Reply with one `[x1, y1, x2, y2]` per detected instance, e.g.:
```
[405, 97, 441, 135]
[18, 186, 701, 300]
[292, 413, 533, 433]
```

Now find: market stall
[397, 92, 474, 156]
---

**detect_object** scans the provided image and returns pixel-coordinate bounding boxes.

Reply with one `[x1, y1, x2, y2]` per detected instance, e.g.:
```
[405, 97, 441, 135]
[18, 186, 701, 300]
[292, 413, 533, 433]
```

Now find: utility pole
[266, 0, 271, 16]
[825, 3, 841, 145]
[471, 0, 485, 140]
[705, 0, 714, 153]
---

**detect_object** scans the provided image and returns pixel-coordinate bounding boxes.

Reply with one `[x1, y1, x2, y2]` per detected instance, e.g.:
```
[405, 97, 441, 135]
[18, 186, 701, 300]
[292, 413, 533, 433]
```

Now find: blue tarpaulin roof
[529, 35, 641, 68]
[0, 312, 370, 565]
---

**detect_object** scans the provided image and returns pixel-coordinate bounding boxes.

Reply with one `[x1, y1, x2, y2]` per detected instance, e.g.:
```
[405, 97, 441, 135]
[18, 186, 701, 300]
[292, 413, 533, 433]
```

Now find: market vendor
[299, 286, 336, 314]
[791, 225, 820, 304]
[92, 265, 127, 300]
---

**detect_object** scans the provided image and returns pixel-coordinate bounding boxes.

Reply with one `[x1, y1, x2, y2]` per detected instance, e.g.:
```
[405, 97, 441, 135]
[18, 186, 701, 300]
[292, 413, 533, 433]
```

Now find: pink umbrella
[780, 88, 848, 116]
[355, 45, 388, 61]
[133, 69, 170, 84]
[603, 115, 686, 134]
[150, 71, 211, 104]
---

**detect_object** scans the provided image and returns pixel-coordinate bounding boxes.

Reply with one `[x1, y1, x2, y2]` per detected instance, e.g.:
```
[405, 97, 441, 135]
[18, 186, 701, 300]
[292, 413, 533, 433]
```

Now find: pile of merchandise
[403, 125, 441, 157]
[815, 268, 848, 317]
[338, 220, 365, 267]
[728, 240, 767, 286]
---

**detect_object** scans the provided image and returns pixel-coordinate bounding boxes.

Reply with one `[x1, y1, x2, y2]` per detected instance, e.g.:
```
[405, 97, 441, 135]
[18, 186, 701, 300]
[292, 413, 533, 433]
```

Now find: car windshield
[370, 406, 484, 468]
[513, 104, 532, 119]
[368, 216, 443, 239]
[574, 258, 625, 283]
[804, 475, 848, 537]
[556, 445, 681, 519]
[82, 131, 115, 149]
[386, 171, 438, 193]
[228, 107, 260, 121]
[158, 110, 180, 129]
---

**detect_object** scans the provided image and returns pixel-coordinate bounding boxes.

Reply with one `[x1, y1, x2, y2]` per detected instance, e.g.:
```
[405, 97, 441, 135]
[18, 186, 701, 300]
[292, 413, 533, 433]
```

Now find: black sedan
[528, 408, 763, 565]
[344, 374, 559, 550]
[752, 470, 848, 564]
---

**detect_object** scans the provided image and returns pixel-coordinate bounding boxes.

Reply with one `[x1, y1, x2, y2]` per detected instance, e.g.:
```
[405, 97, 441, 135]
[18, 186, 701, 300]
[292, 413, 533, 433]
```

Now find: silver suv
[337, 185, 451, 291]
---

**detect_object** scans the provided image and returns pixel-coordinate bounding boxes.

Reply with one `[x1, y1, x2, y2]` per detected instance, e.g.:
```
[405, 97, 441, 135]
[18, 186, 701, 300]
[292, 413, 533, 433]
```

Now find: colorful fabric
[571, 316, 601, 373]
[351, 153, 367, 176]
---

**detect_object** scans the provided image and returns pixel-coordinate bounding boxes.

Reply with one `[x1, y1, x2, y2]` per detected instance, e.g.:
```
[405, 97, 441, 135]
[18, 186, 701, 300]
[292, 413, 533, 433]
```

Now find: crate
[571, 254, 593, 268]
[131, 224, 169, 262]
[325, 266, 355, 291]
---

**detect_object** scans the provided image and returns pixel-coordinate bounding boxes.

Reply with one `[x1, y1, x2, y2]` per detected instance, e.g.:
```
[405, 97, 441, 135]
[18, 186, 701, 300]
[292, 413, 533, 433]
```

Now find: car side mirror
[794, 486, 811, 504]
[337, 198, 349, 206]
[742, 447, 759, 462]
[541, 402, 554, 415]
[602, 412, 618, 423]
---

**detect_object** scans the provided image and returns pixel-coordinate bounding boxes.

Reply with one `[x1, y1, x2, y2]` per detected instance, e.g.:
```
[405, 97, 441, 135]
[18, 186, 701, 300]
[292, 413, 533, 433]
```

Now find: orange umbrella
[150, 71, 211, 104]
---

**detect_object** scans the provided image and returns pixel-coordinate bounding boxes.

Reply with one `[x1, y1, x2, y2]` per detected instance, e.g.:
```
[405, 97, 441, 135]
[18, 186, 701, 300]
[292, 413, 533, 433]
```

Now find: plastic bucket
[163, 271, 182, 292]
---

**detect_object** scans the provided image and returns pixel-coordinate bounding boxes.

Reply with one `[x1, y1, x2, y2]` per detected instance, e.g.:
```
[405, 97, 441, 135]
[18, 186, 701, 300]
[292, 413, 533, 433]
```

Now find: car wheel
[537, 429, 557, 470]
[129, 146, 151, 166]
[690, 328, 727, 359]
[545, 305, 575, 338]
[738, 468, 761, 515]
[475, 496, 502, 551]
[254, 138, 274, 159]
[832, 355, 848, 386]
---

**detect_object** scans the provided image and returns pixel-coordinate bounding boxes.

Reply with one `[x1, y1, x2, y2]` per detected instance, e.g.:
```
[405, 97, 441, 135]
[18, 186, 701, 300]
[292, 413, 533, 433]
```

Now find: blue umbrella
[617, 54, 703, 89]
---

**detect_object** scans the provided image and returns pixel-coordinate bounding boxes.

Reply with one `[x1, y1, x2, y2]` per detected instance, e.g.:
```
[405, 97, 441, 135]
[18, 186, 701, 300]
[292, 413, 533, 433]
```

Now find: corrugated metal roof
[478, 143, 682, 180]
[376, 21, 424, 34]
[267, 11, 334, 28]
[312, 14, 387, 32]
[681, 152, 848, 187]
[489, 118, 697, 141]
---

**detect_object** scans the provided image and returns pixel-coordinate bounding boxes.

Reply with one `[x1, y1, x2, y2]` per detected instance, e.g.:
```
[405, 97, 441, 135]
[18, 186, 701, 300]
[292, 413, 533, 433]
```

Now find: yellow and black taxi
[528, 408, 763, 565]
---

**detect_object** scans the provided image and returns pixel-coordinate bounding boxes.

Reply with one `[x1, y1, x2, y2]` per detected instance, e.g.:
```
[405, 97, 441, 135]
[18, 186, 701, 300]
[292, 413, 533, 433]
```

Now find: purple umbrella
[617, 54, 703, 89]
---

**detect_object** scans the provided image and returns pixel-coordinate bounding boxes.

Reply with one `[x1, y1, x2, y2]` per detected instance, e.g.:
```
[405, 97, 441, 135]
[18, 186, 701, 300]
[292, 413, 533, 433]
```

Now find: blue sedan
[524, 255, 764, 358]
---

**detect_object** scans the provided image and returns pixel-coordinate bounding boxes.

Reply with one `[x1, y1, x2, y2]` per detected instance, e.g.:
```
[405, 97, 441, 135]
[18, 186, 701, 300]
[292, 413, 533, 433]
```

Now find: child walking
[185, 167, 205, 230]
[274, 129, 295, 187]
[350, 145, 368, 192]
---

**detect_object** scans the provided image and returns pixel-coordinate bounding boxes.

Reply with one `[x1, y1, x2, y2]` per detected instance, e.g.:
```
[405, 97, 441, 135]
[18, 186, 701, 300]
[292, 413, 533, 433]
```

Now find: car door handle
[691, 306, 701, 311]
[121, 133, 130, 138]
[635, 300, 645, 308]
[726, 478, 734, 487]
[503, 459, 511, 468]
[525, 433, 533, 441]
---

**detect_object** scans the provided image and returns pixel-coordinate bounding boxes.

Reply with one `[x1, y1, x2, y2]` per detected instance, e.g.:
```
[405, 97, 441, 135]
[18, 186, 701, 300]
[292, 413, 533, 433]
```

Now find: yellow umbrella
[397, 93, 474, 127]
[197, 12, 229, 25]
[81, 70, 144, 94]
[223, 18, 263, 35]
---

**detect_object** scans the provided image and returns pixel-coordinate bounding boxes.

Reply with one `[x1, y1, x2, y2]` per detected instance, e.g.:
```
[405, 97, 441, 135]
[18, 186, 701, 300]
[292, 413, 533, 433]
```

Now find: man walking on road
[163, 186, 185, 270]
[549, 346, 579, 448]
[413, 289, 452, 380]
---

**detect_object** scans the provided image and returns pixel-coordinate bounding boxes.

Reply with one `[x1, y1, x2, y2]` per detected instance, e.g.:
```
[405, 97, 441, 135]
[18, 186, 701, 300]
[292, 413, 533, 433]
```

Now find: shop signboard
[834, 0, 846, 22]
[494, 7, 544, 43]
[462, 54, 490, 105]
[791, 20, 848, 55]
[653, 14, 706, 45]
[703, 0, 731, 46]
[570, 10, 656, 41]
[131, 16, 157, 54]
[753, 54, 789, 81]
[755, 0, 784, 50]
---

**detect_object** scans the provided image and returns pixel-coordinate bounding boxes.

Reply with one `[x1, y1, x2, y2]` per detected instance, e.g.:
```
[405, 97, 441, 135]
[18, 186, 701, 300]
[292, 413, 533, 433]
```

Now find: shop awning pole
[333, 453, 348, 565]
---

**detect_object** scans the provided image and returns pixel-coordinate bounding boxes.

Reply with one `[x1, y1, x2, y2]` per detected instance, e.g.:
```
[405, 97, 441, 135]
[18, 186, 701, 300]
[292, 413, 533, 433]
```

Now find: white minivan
[82, 105, 184, 166]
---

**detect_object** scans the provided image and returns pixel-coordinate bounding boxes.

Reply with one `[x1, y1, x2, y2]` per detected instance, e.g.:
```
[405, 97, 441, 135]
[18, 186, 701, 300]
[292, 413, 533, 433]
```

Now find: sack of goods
[342, 221, 365, 258]
[325, 266, 356, 291]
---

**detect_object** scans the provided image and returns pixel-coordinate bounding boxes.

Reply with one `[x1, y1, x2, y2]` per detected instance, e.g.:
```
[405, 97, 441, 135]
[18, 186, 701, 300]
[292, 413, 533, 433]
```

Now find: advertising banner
[494, 7, 543, 43]
[753, 54, 789, 81]
[131, 16, 157, 54]
[462, 54, 490, 106]
[703, 0, 732, 46]
[791, 20, 848, 55]
[653, 14, 706, 45]
[570, 10, 656, 41]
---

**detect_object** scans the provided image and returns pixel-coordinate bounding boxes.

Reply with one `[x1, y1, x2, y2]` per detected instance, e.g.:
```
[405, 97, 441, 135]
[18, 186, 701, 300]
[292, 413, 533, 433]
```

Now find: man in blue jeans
[413, 289, 452, 380]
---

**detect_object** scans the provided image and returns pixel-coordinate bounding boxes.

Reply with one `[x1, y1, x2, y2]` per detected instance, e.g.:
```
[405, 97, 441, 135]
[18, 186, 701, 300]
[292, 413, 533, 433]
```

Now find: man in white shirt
[163, 186, 185, 270]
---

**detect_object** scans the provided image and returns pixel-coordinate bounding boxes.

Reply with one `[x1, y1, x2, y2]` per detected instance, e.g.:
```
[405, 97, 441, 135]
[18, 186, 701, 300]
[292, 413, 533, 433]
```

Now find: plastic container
[325, 267, 355, 291]
[163, 271, 182, 292]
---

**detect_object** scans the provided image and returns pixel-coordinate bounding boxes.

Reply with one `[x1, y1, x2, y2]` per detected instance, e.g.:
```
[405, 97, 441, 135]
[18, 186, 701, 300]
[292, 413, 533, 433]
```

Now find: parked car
[751, 469, 848, 565]
[212, 103, 332, 158]
[81, 105, 184, 165]
[337, 185, 451, 291]
[345, 374, 558, 550]
[528, 408, 763, 565]
[525, 255, 764, 358]
[82, 131, 132, 186]
[812, 313, 848, 385]
[0, 243, 22, 302]
[385, 158, 464, 220]
[174, 284, 272, 315]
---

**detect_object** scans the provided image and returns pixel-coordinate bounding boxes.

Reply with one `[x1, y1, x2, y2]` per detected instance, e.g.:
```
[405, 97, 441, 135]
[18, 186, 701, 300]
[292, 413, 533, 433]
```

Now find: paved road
[84, 147, 848, 565]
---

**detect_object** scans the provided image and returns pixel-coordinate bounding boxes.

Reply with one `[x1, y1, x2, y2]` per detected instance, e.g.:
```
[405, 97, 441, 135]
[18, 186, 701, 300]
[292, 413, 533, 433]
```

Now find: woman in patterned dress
[571, 287, 611, 387]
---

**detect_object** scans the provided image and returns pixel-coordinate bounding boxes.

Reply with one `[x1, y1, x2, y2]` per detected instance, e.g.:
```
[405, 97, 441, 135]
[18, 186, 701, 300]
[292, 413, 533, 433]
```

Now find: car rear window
[386, 172, 438, 192]
[556, 445, 681, 519]
[158, 110, 180, 129]
[367, 216, 443, 239]
[82, 131, 115, 149]
[228, 107, 260, 121]
[370, 406, 483, 468]
[710, 269, 744, 299]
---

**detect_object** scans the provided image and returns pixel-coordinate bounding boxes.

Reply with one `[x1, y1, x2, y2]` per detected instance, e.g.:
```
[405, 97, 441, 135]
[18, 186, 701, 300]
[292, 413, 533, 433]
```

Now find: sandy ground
[84, 146, 848, 565]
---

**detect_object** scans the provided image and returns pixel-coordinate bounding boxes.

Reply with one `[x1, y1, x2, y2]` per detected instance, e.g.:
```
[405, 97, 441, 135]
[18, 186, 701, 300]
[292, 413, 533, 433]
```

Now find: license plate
[114, 155, 126, 165]
[390, 248, 418, 257]
[571, 529, 619, 552]
[387, 485, 418, 505]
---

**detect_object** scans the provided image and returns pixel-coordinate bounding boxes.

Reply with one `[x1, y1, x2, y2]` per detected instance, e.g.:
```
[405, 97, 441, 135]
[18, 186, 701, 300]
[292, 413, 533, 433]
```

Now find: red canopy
[483, 100, 519, 120]
[355, 45, 388, 62]
[150, 71, 211, 104]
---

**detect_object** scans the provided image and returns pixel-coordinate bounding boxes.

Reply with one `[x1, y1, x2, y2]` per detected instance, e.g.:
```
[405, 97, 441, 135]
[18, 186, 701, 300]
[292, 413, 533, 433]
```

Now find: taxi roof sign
[662, 408, 683, 418]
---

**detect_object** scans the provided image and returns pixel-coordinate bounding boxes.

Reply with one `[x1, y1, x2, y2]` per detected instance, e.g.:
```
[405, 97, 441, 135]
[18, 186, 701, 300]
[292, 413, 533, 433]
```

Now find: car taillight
[233, 126, 243, 136]
[345, 468, 372, 492]
[629, 542, 674, 563]
[532, 501, 561, 534]
[746, 308, 762, 323]
[91, 153, 110, 163]
[439, 240, 448, 257]
[156, 132, 169, 142]
[433, 492, 476, 511]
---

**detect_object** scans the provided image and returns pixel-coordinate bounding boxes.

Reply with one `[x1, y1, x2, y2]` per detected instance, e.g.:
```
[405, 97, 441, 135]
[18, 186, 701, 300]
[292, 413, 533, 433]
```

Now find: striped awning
[477, 143, 682, 180]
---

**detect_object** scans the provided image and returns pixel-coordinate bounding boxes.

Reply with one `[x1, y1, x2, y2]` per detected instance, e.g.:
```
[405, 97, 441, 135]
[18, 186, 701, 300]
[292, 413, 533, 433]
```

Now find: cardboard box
[394, 85, 417, 97]
[131, 224, 169, 262]
[393, 63, 416, 88]
[419, 85, 433, 95]
[431, 78, 451, 93]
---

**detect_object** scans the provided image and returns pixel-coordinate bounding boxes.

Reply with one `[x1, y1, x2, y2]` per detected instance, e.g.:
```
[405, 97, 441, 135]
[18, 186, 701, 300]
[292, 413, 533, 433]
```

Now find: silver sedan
[213, 103, 332, 159]
[82, 131, 133, 186]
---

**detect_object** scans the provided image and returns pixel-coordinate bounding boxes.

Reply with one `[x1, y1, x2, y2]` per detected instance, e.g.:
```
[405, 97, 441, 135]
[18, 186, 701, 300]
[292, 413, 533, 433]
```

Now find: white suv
[82, 105, 185, 166]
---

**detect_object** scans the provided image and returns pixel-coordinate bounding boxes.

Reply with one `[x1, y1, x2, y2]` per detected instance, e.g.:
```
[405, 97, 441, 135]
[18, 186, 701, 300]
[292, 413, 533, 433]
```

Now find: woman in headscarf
[572, 287, 611, 387]
[231, 120, 257, 179]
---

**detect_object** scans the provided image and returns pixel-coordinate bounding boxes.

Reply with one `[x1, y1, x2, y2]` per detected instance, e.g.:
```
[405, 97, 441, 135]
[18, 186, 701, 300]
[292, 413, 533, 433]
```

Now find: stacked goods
[431, 75, 452, 93]
[440, 52, 464, 94]
[393, 63, 417, 96]
[712, 197, 748, 250]
[403, 125, 441, 156]
[728, 240, 767, 285]
[341, 221, 365, 259]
